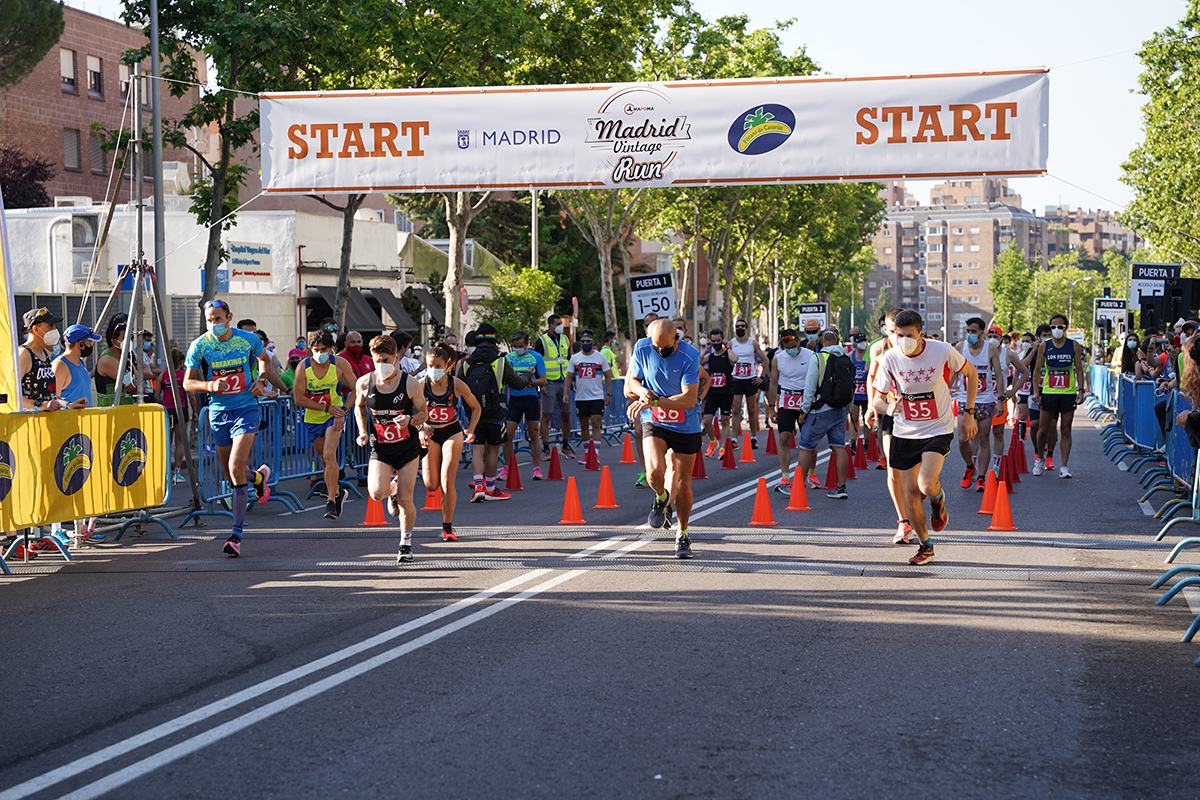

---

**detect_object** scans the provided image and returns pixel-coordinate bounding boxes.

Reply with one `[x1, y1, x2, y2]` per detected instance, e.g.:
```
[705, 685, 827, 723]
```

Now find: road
[1, 421, 1198, 799]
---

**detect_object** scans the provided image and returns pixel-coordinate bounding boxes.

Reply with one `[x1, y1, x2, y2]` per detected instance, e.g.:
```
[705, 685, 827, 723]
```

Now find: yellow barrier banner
[0, 405, 168, 529]
[0, 195, 24, 413]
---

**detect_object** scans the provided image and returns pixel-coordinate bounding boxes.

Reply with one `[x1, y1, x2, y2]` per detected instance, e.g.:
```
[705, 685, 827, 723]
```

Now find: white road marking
[1138, 500, 1156, 516]
[567, 537, 626, 558]
[601, 539, 653, 559]
[1183, 587, 1200, 615]
[1117, 462, 1128, 471]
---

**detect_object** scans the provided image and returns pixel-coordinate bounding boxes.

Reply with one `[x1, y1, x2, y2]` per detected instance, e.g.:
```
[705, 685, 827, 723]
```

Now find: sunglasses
[203, 300, 229, 311]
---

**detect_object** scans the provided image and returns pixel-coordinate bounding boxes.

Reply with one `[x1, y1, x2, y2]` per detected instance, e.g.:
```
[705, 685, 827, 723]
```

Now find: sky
[69, 0, 1188, 216]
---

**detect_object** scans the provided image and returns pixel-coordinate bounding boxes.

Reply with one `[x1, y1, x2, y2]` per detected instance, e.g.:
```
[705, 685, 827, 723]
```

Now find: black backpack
[815, 351, 856, 410]
[459, 357, 506, 419]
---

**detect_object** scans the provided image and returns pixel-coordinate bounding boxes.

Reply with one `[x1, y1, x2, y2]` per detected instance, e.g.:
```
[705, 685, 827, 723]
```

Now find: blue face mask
[142, 341, 153, 352]
[428, 367, 446, 382]
[966, 333, 979, 345]
[806, 333, 818, 341]
[208, 322, 228, 336]
[313, 351, 330, 364]
[785, 347, 800, 357]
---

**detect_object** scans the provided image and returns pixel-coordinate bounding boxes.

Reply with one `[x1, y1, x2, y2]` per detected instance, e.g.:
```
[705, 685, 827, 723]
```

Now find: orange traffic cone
[844, 445, 857, 480]
[977, 470, 997, 515]
[721, 439, 738, 470]
[1004, 450, 1019, 486]
[824, 451, 840, 489]
[422, 486, 442, 511]
[1012, 428, 1029, 473]
[359, 496, 387, 526]
[988, 481, 1017, 531]
[583, 440, 600, 472]
[505, 458, 523, 491]
[765, 428, 778, 455]
[619, 432, 637, 464]
[748, 477, 776, 526]
[739, 433, 756, 463]
[558, 476, 586, 524]
[593, 466, 619, 509]
[547, 446, 564, 481]
[692, 449, 708, 480]
[786, 468, 812, 510]
[853, 438, 869, 471]
[866, 430, 881, 462]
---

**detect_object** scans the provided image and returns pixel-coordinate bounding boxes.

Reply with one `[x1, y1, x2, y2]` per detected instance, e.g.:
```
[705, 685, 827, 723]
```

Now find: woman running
[418, 342, 480, 542]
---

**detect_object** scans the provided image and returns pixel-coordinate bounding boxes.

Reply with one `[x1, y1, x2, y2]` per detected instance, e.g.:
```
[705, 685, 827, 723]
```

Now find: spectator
[54, 324, 101, 409]
[237, 319, 257, 332]
[280, 356, 301, 391]
[339, 330, 375, 379]
[19, 307, 63, 412]
[95, 314, 139, 406]
[156, 349, 190, 482]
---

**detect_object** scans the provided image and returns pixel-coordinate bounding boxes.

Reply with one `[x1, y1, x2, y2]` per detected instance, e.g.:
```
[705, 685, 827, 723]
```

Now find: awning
[313, 285, 385, 331]
[411, 287, 446, 326]
[369, 288, 419, 331]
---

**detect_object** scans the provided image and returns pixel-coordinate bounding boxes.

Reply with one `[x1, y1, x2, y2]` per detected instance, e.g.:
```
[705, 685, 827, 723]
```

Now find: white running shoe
[1059, 466, 1072, 479]
[1031, 457, 1044, 476]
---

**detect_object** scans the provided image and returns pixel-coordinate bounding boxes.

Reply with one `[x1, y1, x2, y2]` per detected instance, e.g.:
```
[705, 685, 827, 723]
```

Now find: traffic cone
[739, 433, 756, 463]
[558, 477, 586, 524]
[844, 445, 857, 480]
[721, 439, 738, 470]
[359, 496, 387, 526]
[824, 451, 839, 489]
[1000, 458, 1014, 492]
[619, 432, 637, 464]
[583, 440, 600, 472]
[692, 449, 708, 480]
[505, 458, 523, 491]
[977, 470, 997, 515]
[988, 482, 1017, 531]
[786, 468, 812, 510]
[748, 477, 777, 526]
[1011, 428, 1028, 473]
[422, 486, 442, 511]
[547, 447, 564, 481]
[765, 428, 778, 455]
[1005, 450, 1020, 485]
[866, 430, 881, 462]
[593, 466, 619, 509]
[853, 437, 869, 471]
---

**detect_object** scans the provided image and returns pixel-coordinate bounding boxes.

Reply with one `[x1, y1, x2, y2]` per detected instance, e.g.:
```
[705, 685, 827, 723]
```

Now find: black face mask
[656, 345, 675, 359]
[735, 327, 746, 336]
[80, 343, 94, 359]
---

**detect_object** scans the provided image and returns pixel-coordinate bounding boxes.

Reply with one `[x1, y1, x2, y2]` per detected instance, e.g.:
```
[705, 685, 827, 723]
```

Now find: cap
[987, 325, 1003, 336]
[64, 324, 102, 344]
[23, 307, 61, 329]
[1184, 319, 1200, 332]
[851, 332, 868, 343]
[288, 347, 307, 360]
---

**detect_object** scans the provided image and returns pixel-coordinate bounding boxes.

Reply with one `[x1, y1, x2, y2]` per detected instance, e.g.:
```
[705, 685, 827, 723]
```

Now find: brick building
[0, 6, 204, 206]
[1042, 205, 1143, 258]
[929, 177, 1023, 208]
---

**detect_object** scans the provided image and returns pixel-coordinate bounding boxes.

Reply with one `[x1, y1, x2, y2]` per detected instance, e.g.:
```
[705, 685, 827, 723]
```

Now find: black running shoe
[648, 496, 669, 529]
[674, 533, 693, 559]
[396, 544, 413, 563]
[325, 487, 348, 519]
[750, 437, 759, 450]
[324, 499, 337, 519]
[223, 536, 241, 557]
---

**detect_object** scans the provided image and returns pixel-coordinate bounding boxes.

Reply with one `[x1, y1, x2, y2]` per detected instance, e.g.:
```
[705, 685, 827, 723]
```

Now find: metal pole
[530, 189, 538, 268]
[132, 62, 145, 402]
[692, 205, 700, 334]
[149, 0, 168, 347]
[942, 265, 948, 339]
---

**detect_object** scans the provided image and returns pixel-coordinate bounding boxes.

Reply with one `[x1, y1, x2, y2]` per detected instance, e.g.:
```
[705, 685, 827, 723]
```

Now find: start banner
[260, 69, 1049, 194]
[0, 405, 168, 530]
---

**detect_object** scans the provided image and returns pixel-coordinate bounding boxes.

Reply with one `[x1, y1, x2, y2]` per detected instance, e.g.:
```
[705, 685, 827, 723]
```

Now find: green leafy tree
[0, 145, 53, 208]
[989, 244, 1036, 331]
[475, 266, 563, 343]
[0, 0, 64, 88]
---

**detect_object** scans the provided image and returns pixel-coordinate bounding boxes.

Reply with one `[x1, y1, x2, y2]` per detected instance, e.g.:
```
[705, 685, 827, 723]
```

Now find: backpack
[459, 357, 506, 420]
[815, 350, 856, 410]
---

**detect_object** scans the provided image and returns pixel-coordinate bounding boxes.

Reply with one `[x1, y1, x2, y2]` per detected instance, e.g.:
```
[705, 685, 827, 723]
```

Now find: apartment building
[930, 178, 1023, 208]
[1042, 205, 1143, 258]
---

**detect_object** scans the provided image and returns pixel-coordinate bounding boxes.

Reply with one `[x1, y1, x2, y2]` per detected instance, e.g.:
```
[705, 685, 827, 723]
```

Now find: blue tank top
[851, 350, 869, 401]
[54, 355, 92, 407]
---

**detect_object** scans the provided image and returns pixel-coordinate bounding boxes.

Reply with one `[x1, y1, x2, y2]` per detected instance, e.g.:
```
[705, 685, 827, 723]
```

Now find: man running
[294, 329, 357, 519]
[700, 328, 736, 458]
[1030, 313, 1086, 478]
[565, 329, 613, 462]
[627, 312, 658, 487]
[461, 323, 528, 500]
[990, 326, 1030, 464]
[766, 330, 813, 493]
[1014, 331, 1036, 442]
[872, 309, 978, 565]
[501, 330, 547, 481]
[729, 318, 769, 449]
[866, 308, 912, 541]
[184, 300, 273, 557]
[535, 313, 575, 457]
[956, 317, 1007, 491]
[626, 319, 701, 558]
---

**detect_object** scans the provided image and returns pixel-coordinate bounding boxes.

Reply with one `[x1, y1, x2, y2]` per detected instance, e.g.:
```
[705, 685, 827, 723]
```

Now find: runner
[418, 343, 481, 541]
[293, 329, 358, 519]
[183, 300, 273, 557]
[501, 330, 548, 481]
[626, 319, 701, 558]
[729, 318, 770, 449]
[794, 330, 854, 499]
[355, 335, 427, 563]
[803, 320, 823, 352]
[990, 326, 1030, 464]
[700, 328, 735, 458]
[1027, 324, 1052, 463]
[1030, 313, 1086, 478]
[766, 330, 814, 493]
[627, 312, 658, 487]
[1014, 331, 1036, 441]
[565, 329, 613, 463]
[19, 307, 62, 412]
[849, 332, 870, 445]
[866, 308, 914, 542]
[458, 323, 527, 501]
[872, 309, 978, 565]
[955, 317, 1007, 491]
[535, 314, 575, 457]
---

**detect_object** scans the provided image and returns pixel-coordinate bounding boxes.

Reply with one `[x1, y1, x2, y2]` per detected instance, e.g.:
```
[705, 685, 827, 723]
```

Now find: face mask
[856, 341, 868, 351]
[1127, 340, 1138, 350]
[313, 351, 331, 364]
[699, 338, 708, 347]
[735, 327, 746, 336]
[656, 345, 676, 359]
[42, 329, 61, 347]
[297, 339, 306, 348]
[81, 343, 94, 359]
[347, 344, 362, 356]
[785, 347, 800, 357]
[554, 325, 564, 335]
[513, 346, 528, 356]
[887, 332, 897, 347]
[897, 335, 921, 356]
[1021, 342, 1032, 354]
[143, 341, 153, 352]
[582, 342, 594, 353]
[376, 361, 397, 380]
[711, 342, 723, 351]
[806, 332, 819, 341]
[428, 367, 446, 381]
[208, 322, 228, 336]
[966, 333, 979, 345]
[1051, 326, 1066, 340]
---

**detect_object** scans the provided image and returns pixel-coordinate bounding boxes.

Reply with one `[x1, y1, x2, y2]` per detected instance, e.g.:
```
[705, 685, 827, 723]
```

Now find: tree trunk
[619, 238, 635, 343]
[333, 193, 366, 330]
[597, 237, 616, 335]
[200, 128, 232, 303]
[443, 192, 468, 337]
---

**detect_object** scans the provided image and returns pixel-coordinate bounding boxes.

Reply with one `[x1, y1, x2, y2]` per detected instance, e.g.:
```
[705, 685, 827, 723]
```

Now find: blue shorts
[210, 405, 262, 448]
[302, 417, 339, 448]
[797, 407, 847, 451]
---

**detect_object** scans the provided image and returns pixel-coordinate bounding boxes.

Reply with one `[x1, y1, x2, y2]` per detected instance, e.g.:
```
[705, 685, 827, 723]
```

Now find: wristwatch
[963, 406, 976, 415]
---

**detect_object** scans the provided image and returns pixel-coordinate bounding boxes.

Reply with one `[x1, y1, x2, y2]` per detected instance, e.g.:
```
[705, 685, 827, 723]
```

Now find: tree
[989, 244, 1036, 331]
[0, 145, 53, 208]
[475, 266, 563, 344]
[0, 0, 64, 88]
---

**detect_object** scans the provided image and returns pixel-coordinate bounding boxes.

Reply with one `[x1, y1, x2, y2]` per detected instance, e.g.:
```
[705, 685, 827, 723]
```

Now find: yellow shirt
[302, 359, 343, 424]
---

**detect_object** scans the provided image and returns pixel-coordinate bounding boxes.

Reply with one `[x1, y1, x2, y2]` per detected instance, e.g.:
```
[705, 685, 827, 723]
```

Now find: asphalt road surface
[1, 421, 1198, 799]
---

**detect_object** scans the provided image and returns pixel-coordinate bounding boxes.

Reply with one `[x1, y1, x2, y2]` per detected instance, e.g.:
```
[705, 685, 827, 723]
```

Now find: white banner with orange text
[260, 69, 1048, 194]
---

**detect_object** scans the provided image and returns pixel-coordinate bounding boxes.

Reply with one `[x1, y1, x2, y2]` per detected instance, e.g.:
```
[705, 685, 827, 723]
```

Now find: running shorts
[703, 392, 734, 417]
[646, 423, 702, 455]
[1039, 394, 1077, 414]
[575, 399, 605, 419]
[888, 434, 954, 472]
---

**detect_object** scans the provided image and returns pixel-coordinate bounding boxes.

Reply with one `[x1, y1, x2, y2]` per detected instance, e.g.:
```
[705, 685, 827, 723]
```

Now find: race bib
[427, 405, 457, 424]
[212, 364, 246, 394]
[650, 406, 685, 424]
[374, 420, 410, 443]
[901, 391, 938, 422]
[854, 380, 867, 396]
[1047, 370, 1070, 389]
[576, 363, 598, 379]
[710, 373, 727, 389]
[305, 392, 331, 408]
[779, 391, 804, 411]
[733, 362, 753, 379]
[978, 373, 988, 393]
[1019, 379, 1031, 393]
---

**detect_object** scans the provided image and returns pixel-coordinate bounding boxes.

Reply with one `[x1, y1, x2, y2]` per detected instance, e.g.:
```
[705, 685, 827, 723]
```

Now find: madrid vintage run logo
[588, 87, 691, 184]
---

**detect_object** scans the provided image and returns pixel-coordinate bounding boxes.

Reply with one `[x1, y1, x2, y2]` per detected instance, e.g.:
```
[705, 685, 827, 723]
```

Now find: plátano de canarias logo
[54, 433, 93, 496]
[113, 428, 147, 487]
[727, 104, 795, 155]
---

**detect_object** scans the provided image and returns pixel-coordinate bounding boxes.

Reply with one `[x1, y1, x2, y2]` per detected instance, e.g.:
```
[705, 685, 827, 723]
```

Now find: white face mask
[376, 361, 397, 380]
[856, 341, 868, 351]
[887, 332, 898, 347]
[1021, 342, 1032, 354]
[554, 325, 564, 335]
[42, 329, 61, 347]
[1051, 326, 1066, 340]
[897, 335, 921, 356]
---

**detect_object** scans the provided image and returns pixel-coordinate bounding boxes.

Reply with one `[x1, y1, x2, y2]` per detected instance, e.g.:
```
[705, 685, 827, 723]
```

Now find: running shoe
[333, 487, 349, 519]
[562, 443, 577, 457]
[930, 491, 949, 532]
[1031, 457, 1044, 476]
[255, 465, 271, 504]
[648, 495, 670, 529]
[1059, 466, 1073, 479]
[1046, 455, 1055, 470]
[396, 544, 413, 563]
[876, 457, 887, 470]
[704, 441, 718, 458]
[664, 504, 674, 529]
[960, 463, 976, 489]
[976, 476, 986, 493]
[807, 475, 822, 491]
[634, 471, 647, 487]
[470, 480, 486, 503]
[31, 539, 60, 552]
[730, 438, 739, 449]
[674, 533, 693, 559]
[442, 526, 457, 542]
[532, 468, 544, 481]
[908, 543, 935, 565]
[497, 465, 509, 481]
[223, 536, 241, 557]
[387, 492, 400, 518]
[9, 542, 37, 559]
[774, 477, 793, 495]
[826, 485, 848, 500]
[484, 487, 511, 500]
[750, 437, 758, 450]
[894, 521, 915, 544]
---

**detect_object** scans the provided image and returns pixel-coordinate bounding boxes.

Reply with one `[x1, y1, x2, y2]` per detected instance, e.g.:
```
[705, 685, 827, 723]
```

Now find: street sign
[459, 287, 469, 315]
[798, 303, 829, 331]
[1093, 297, 1127, 324]
[1066, 328, 1085, 344]
[629, 272, 676, 319]
[1131, 262, 1182, 306]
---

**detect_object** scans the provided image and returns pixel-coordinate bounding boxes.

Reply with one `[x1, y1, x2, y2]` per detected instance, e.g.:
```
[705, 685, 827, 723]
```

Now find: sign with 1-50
[629, 271, 676, 319]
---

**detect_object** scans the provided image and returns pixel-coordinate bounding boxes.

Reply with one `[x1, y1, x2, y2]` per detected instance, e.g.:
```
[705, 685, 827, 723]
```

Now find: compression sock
[1018, 420, 1027, 439]
[231, 484, 248, 536]
[485, 478, 496, 493]
[401, 528, 413, 546]
[473, 473, 483, 484]
[657, 490, 669, 503]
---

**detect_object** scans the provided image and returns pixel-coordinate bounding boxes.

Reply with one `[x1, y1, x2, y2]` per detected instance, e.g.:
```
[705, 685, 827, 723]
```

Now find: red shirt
[339, 348, 375, 379]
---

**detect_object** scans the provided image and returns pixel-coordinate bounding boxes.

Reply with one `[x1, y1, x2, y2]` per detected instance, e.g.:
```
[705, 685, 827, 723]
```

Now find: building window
[927, 243, 943, 253]
[968, 296, 980, 303]
[965, 196, 981, 203]
[884, 280, 892, 288]
[951, 296, 963, 304]
[119, 63, 130, 100]
[902, 280, 913, 288]
[968, 244, 981, 252]
[951, 244, 964, 253]
[883, 229, 892, 237]
[967, 261, 980, 269]
[926, 225, 945, 235]
[87, 56, 102, 97]
[968, 227, 980, 235]
[951, 279, 963, 286]
[656, 254, 672, 271]
[928, 312, 943, 321]
[952, 227, 964, 235]
[89, 133, 105, 173]
[61, 49, 76, 92]
[918, 286, 926, 295]
[881, 263, 891, 270]
[919, 302, 926, 311]
[968, 278, 979, 286]
[64, 128, 81, 171]
[868, 298, 877, 307]
[951, 262, 963, 269]
[883, 247, 892, 255]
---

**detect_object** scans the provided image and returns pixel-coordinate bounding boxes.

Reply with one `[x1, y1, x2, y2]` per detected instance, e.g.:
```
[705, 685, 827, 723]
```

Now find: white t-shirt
[567, 351, 610, 402]
[956, 341, 998, 404]
[873, 339, 969, 439]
